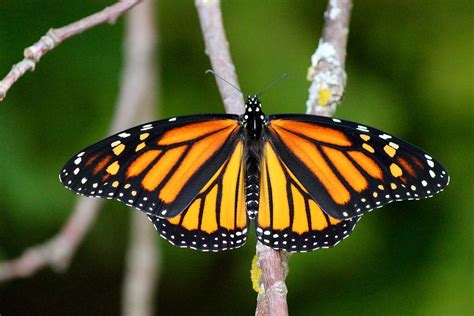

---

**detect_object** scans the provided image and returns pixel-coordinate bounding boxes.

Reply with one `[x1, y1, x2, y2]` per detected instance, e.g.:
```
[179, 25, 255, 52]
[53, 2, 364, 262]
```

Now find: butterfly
[60, 95, 449, 252]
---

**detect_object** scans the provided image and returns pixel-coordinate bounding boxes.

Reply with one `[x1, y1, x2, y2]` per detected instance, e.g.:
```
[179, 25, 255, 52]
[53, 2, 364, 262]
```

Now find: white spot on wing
[379, 134, 392, 140]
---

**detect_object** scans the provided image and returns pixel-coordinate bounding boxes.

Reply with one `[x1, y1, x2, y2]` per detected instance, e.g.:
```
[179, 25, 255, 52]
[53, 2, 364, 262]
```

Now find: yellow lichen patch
[318, 88, 332, 107]
[384, 145, 396, 157]
[140, 133, 150, 141]
[391, 183, 397, 190]
[124, 184, 131, 189]
[106, 161, 120, 175]
[306, 66, 315, 81]
[135, 142, 146, 152]
[390, 163, 403, 177]
[378, 185, 384, 190]
[112, 181, 119, 187]
[360, 134, 371, 142]
[251, 255, 263, 294]
[362, 143, 375, 153]
[113, 143, 125, 156]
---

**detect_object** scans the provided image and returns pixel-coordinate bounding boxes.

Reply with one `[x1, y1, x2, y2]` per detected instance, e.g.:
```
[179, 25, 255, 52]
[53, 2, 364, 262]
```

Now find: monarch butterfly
[60, 95, 449, 252]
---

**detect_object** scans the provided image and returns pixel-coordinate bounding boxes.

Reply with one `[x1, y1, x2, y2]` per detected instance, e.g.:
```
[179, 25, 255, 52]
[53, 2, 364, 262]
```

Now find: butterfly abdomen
[246, 171, 259, 219]
[244, 136, 263, 219]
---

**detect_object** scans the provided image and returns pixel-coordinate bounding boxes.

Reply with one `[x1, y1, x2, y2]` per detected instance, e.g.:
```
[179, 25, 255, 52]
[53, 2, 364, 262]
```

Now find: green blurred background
[0, 0, 472, 315]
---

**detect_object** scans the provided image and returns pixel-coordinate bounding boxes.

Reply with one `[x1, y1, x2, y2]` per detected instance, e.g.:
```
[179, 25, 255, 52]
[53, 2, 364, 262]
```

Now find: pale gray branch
[0, 0, 150, 283]
[120, 1, 159, 316]
[195, 0, 244, 114]
[255, 243, 290, 316]
[194, 1, 289, 315]
[195, 1, 289, 315]
[0, 0, 142, 102]
[306, 0, 352, 117]
[0, 198, 103, 282]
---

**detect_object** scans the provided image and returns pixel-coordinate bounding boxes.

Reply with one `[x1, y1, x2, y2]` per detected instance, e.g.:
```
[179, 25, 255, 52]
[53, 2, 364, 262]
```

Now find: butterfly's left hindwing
[60, 114, 241, 218]
[148, 141, 248, 251]
[266, 114, 449, 220]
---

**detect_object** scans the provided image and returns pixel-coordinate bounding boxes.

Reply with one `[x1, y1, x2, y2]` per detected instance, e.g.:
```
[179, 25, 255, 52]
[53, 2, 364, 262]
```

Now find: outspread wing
[255, 142, 359, 252]
[148, 141, 248, 252]
[60, 114, 242, 218]
[266, 114, 449, 220]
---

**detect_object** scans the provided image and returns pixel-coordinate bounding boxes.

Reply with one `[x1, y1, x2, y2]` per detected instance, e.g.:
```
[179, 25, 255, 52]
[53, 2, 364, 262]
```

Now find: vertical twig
[120, 1, 159, 315]
[197, 1, 352, 315]
[195, 1, 289, 315]
[195, 0, 244, 115]
[306, 0, 352, 117]
[0, 2, 145, 282]
[255, 244, 290, 316]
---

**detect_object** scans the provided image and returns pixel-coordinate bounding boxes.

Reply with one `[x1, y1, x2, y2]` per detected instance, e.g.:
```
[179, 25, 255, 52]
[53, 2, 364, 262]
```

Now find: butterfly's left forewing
[60, 114, 241, 218]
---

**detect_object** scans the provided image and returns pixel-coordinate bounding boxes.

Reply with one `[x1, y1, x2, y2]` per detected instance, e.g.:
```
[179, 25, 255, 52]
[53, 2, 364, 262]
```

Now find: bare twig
[255, 244, 290, 316]
[0, 0, 142, 102]
[0, 1, 146, 283]
[120, 1, 159, 315]
[195, 0, 244, 115]
[0, 198, 103, 281]
[195, 1, 289, 315]
[306, 0, 352, 117]
[255, 3, 353, 312]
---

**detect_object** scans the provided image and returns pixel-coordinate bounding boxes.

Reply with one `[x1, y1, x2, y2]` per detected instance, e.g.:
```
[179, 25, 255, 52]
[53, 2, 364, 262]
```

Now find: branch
[195, 1, 288, 315]
[0, 0, 146, 283]
[306, 0, 352, 117]
[195, 0, 244, 114]
[0, 198, 103, 282]
[255, 244, 290, 316]
[120, 1, 159, 315]
[0, 0, 142, 102]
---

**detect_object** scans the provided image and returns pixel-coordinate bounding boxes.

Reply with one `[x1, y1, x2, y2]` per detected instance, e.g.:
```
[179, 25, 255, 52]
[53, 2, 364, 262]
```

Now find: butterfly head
[243, 95, 266, 140]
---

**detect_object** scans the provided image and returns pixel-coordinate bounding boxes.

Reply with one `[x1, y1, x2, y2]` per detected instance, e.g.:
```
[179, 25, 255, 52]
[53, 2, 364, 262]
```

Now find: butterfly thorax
[243, 95, 265, 140]
[243, 95, 265, 219]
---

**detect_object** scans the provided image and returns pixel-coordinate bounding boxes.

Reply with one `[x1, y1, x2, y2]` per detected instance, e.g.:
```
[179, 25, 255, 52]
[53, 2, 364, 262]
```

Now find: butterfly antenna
[205, 69, 244, 95]
[256, 73, 288, 97]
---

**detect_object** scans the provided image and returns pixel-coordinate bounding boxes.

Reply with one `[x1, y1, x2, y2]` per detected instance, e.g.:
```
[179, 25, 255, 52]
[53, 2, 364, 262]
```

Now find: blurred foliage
[0, 0, 472, 315]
